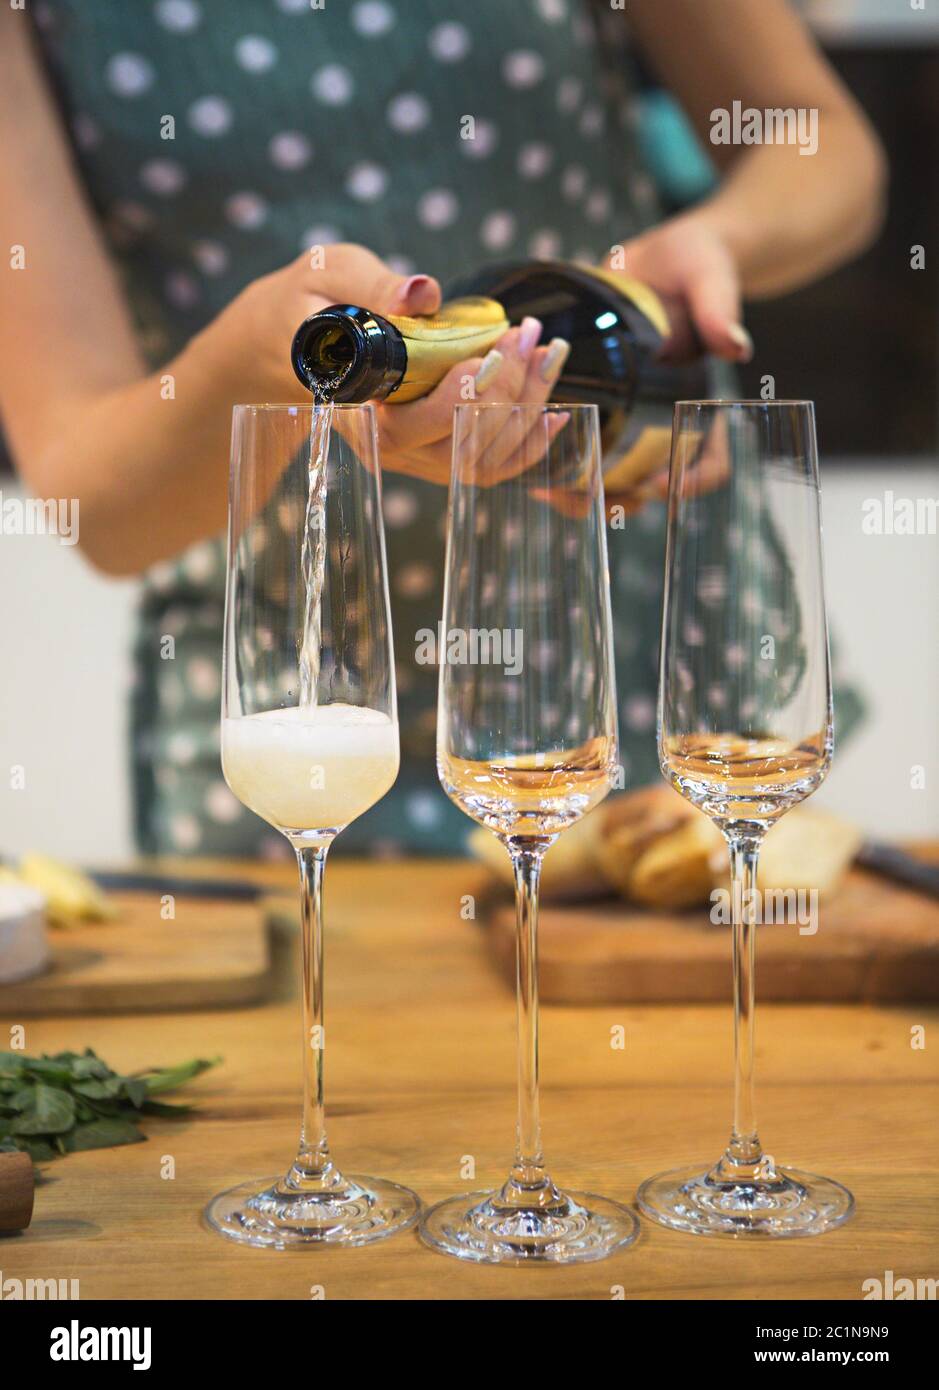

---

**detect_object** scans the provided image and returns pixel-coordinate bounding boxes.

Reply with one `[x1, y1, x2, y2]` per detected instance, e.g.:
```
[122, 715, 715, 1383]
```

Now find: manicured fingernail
[517, 316, 543, 359]
[539, 336, 571, 383]
[727, 323, 754, 360]
[392, 274, 433, 310]
[474, 349, 503, 395]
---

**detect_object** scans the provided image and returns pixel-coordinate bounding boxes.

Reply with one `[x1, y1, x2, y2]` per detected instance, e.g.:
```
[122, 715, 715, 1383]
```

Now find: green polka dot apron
[30, 0, 862, 858]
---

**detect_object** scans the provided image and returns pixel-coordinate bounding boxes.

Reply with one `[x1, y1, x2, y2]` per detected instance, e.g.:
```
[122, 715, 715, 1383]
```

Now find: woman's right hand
[207, 242, 570, 486]
[0, 7, 570, 572]
[206, 242, 443, 401]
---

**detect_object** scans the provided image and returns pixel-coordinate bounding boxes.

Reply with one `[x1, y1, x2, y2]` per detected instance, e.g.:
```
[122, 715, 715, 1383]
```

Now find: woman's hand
[377, 321, 570, 486]
[587, 212, 751, 518]
[605, 211, 753, 366]
[208, 242, 443, 401]
[213, 243, 570, 487]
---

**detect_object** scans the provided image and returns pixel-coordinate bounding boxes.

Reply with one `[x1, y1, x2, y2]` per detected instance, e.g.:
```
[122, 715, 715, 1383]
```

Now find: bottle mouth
[307, 324, 357, 375]
[290, 311, 364, 398]
[290, 306, 406, 402]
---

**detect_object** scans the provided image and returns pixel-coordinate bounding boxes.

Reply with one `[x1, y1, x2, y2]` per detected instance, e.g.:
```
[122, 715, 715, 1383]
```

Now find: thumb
[301, 243, 441, 317]
[383, 272, 442, 317]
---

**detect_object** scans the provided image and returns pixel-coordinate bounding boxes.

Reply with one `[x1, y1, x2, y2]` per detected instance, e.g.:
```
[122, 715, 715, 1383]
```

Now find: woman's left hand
[605, 211, 753, 365]
[581, 211, 750, 517]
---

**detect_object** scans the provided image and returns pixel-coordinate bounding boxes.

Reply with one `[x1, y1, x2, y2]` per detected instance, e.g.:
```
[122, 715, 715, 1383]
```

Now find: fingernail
[517, 316, 543, 359]
[473, 349, 503, 395]
[392, 274, 433, 310]
[727, 323, 754, 360]
[539, 336, 571, 383]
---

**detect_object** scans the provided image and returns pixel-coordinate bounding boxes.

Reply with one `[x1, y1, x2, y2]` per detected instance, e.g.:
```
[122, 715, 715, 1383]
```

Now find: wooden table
[3, 859, 937, 1301]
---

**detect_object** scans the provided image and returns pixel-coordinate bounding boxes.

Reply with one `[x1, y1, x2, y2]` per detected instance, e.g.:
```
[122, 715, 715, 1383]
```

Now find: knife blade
[88, 870, 287, 902]
[855, 841, 939, 901]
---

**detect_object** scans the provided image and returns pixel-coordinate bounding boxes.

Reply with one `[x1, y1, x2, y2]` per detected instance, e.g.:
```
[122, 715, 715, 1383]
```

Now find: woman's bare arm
[0, 12, 562, 574]
[0, 11, 289, 570]
[627, 0, 887, 297]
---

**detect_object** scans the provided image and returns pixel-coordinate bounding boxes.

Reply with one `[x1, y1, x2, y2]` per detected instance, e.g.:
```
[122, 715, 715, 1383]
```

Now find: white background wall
[802, 0, 939, 45]
[0, 502, 137, 864]
[0, 461, 936, 866]
[814, 462, 938, 836]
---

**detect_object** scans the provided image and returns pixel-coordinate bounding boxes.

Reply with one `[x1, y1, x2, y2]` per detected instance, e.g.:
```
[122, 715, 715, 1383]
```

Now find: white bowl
[0, 883, 49, 983]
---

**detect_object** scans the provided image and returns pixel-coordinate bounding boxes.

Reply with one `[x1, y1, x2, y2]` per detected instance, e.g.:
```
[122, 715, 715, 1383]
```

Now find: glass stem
[502, 838, 557, 1206]
[723, 833, 764, 1172]
[286, 841, 344, 1192]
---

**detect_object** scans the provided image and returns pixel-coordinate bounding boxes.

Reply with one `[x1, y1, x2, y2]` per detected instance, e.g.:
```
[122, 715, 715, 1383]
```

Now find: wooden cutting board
[488, 862, 939, 1003]
[0, 892, 273, 1015]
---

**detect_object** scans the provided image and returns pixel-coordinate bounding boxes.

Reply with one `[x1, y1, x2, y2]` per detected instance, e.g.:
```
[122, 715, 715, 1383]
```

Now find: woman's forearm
[31, 319, 249, 576]
[692, 106, 887, 298]
[627, 0, 888, 299]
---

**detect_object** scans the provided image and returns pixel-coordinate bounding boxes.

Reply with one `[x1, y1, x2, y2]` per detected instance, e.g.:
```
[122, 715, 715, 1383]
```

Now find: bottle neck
[291, 306, 407, 403]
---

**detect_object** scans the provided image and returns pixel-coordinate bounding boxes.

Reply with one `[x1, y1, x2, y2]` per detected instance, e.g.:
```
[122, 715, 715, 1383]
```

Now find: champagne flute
[205, 402, 420, 1247]
[420, 402, 639, 1264]
[638, 400, 854, 1237]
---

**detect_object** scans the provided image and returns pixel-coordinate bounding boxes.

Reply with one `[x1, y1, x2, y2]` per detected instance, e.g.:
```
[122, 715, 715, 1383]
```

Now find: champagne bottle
[290, 298, 509, 404]
[290, 260, 712, 486]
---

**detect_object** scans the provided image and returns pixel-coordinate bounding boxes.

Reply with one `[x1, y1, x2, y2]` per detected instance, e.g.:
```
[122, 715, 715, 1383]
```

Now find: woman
[0, 0, 884, 856]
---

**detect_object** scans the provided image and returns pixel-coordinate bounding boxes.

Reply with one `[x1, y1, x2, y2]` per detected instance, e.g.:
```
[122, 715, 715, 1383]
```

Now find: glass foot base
[419, 1188, 639, 1265]
[204, 1174, 421, 1249]
[637, 1162, 854, 1238]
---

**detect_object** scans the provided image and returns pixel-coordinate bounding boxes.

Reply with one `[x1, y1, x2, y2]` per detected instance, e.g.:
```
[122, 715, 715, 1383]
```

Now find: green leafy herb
[0, 1049, 220, 1164]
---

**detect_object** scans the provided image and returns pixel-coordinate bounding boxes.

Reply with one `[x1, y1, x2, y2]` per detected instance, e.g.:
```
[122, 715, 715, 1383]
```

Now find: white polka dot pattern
[154, 0, 201, 33]
[517, 143, 553, 179]
[502, 51, 545, 89]
[139, 159, 187, 195]
[310, 64, 354, 105]
[224, 192, 268, 229]
[205, 782, 243, 824]
[73, 113, 102, 151]
[352, 2, 396, 37]
[191, 239, 229, 275]
[428, 21, 471, 63]
[234, 35, 278, 72]
[417, 189, 459, 230]
[299, 226, 341, 254]
[460, 119, 498, 160]
[106, 53, 155, 98]
[345, 163, 388, 202]
[170, 813, 201, 850]
[386, 93, 431, 133]
[480, 210, 516, 250]
[187, 96, 233, 137]
[268, 131, 312, 169]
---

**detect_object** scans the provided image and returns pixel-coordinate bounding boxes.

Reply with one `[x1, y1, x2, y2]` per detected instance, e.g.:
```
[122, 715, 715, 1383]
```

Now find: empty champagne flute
[638, 399, 854, 1237]
[205, 402, 420, 1247]
[420, 402, 639, 1264]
